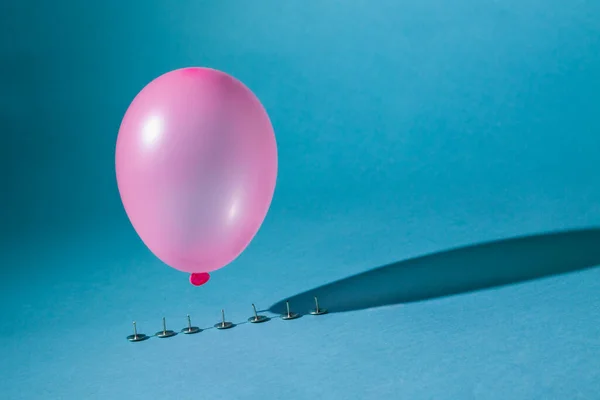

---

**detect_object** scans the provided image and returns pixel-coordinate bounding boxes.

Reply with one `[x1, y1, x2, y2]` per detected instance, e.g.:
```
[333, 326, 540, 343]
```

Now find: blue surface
[2, 1, 600, 399]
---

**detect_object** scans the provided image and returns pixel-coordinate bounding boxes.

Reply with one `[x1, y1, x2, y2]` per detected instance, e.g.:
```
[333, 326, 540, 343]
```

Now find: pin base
[156, 330, 177, 338]
[214, 322, 234, 330]
[127, 334, 149, 342]
[282, 312, 300, 320]
[248, 315, 270, 323]
[309, 308, 328, 315]
[182, 326, 201, 334]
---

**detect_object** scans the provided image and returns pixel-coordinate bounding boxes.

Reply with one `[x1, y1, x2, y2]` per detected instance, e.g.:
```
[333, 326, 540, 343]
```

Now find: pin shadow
[269, 228, 600, 315]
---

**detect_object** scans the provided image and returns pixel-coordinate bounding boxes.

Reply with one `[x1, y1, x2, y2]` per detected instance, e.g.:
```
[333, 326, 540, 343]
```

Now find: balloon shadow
[269, 228, 600, 315]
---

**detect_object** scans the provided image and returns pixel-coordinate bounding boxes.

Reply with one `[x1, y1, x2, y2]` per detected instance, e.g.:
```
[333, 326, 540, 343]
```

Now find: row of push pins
[127, 297, 328, 342]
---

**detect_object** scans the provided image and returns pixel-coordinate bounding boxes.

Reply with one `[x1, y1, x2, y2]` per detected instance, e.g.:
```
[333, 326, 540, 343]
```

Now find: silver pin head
[214, 309, 235, 330]
[182, 315, 201, 334]
[248, 315, 269, 323]
[156, 330, 177, 338]
[281, 301, 300, 320]
[156, 317, 177, 338]
[127, 333, 148, 342]
[214, 321, 234, 330]
[309, 297, 328, 315]
[127, 321, 149, 342]
[248, 303, 270, 323]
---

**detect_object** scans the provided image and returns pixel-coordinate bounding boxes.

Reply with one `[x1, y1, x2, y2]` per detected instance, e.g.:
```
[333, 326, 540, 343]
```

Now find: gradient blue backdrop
[1, 1, 599, 399]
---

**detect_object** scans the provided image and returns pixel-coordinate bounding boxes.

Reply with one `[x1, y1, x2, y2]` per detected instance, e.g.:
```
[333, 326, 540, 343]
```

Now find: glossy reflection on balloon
[116, 67, 277, 275]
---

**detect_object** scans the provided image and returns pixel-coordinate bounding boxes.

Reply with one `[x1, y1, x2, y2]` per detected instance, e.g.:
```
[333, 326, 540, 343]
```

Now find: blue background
[2, 1, 600, 398]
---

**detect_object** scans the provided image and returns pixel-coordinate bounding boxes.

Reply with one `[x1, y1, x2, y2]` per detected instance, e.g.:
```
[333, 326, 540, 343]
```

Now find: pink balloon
[116, 67, 277, 274]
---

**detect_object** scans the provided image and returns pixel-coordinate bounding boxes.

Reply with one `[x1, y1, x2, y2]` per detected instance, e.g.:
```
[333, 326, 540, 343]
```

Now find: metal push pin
[248, 303, 269, 323]
[155, 317, 177, 338]
[281, 300, 300, 320]
[309, 296, 328, 315]
[127, 321, 148, 342]
[214, 309, 234, 330]
[181, 314, 201, 334]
